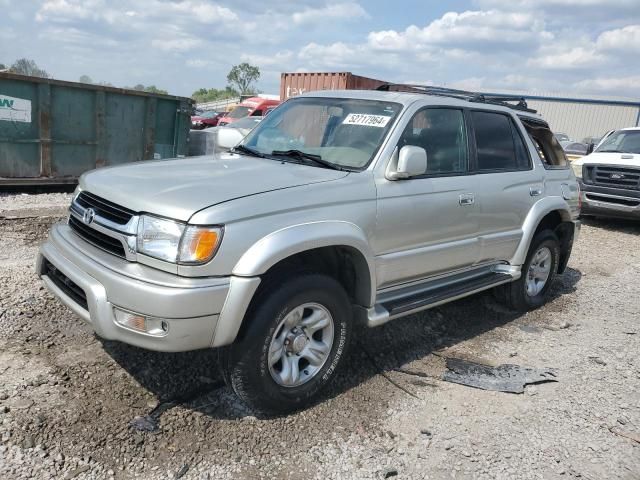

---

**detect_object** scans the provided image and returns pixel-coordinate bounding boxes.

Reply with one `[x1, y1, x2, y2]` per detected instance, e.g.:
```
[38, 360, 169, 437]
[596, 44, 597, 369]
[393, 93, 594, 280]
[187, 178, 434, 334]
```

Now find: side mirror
[216, 128, 245, 151]
[586, 142, 595, 155]
[387, 146, 427, 180]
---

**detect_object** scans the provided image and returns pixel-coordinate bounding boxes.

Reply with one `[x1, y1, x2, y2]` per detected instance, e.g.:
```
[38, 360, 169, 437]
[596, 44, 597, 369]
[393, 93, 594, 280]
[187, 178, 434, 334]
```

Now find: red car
[218, 97, 280, 126]
[191, 111, 224, 129]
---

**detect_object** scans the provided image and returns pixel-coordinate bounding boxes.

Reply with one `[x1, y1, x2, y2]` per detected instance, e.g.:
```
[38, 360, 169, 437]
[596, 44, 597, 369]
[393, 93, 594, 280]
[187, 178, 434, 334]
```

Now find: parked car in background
[222, 115, 263, 133]
[218, 97, 280, 126]
[191, 111, 224, 129]
[573, 127, 640, 219]
[555, 133, 571, 142]
[560, 141, 588, 162]
[214, 116, 264, 152]
[188, 116, 264, 156]
[581, 136, 603, 149]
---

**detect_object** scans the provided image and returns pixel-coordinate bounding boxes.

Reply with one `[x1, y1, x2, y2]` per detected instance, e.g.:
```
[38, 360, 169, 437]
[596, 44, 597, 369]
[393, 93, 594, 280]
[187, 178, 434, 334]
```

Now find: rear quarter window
[520, 118, 569, 169]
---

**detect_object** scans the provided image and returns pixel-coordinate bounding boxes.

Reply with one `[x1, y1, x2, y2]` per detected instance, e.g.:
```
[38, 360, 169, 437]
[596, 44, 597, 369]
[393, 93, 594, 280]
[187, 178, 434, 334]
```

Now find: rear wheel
[497, 230, 560, 311]
[219, 274, 352, 415]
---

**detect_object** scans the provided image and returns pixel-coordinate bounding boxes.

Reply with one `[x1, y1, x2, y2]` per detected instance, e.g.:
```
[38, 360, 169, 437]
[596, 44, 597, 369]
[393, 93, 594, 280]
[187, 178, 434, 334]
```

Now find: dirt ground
[0, 192, 638, 480]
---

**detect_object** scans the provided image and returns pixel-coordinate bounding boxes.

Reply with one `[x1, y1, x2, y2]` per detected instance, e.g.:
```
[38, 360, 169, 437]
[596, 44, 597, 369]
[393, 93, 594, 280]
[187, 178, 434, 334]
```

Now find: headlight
[572, 163, 583, 179]
[137, 215, 184, 262]
[136, 215, 223, 264]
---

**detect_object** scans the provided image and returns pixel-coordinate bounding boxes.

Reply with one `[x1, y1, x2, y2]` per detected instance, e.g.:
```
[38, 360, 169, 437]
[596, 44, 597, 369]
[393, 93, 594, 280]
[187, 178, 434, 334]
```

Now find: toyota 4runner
[37, 85, 580, 414]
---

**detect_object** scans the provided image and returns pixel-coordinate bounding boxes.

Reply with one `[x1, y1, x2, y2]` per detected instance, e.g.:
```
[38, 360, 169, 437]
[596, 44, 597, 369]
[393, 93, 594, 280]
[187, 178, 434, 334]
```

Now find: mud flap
[555, 222, 575, 274]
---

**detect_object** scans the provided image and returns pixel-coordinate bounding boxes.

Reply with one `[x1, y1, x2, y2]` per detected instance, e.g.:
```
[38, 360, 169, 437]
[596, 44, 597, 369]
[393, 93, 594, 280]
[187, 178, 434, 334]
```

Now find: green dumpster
[0, 72, 192, 186]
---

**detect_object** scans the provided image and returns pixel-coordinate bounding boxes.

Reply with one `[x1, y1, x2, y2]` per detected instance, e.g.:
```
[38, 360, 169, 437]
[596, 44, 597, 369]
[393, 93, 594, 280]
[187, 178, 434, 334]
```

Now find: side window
[520, 119, 569, 168]
[471, 111, 523, 171]
[399, 108, 468, 175]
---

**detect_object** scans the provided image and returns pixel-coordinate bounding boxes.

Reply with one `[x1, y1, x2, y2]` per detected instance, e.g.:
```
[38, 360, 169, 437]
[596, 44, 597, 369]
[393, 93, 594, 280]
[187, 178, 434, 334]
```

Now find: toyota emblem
[83, 208, 96, 225]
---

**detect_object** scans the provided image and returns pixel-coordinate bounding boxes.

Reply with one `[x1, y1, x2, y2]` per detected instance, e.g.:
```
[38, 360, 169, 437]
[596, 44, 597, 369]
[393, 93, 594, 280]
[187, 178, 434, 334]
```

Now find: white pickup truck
[573, 127, 640, 220]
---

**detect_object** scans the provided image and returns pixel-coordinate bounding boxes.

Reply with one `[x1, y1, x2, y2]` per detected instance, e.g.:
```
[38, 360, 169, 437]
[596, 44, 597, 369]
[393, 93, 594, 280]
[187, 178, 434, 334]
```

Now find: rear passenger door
[468, 110, 543, 263]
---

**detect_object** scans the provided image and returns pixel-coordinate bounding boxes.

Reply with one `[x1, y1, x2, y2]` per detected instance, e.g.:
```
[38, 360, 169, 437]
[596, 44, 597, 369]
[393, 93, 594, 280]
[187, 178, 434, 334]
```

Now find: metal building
[487, 91, 640, 143]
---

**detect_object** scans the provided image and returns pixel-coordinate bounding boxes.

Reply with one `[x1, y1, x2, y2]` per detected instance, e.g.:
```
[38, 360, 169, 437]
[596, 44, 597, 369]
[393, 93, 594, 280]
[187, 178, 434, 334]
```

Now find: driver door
[373, 107, 481, 289]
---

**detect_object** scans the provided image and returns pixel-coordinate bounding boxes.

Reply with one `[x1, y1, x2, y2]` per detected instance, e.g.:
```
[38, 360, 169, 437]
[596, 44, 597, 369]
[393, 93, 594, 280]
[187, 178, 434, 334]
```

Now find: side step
[367, 271, 514, 327]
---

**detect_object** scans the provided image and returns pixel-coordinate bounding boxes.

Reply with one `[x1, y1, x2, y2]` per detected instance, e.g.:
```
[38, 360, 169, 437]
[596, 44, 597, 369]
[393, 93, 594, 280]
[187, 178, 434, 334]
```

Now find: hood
[80, 154, 349, 221]
[575, 151, 640, 167]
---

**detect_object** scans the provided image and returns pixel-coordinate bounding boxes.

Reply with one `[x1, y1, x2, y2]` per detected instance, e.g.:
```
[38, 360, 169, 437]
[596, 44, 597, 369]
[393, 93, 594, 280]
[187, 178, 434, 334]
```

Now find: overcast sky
[1, 0, 639, 98]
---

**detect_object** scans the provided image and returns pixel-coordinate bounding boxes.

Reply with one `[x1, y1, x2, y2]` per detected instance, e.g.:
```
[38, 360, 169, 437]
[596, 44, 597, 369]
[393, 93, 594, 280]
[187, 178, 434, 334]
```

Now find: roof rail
[375, 83, 537, 113]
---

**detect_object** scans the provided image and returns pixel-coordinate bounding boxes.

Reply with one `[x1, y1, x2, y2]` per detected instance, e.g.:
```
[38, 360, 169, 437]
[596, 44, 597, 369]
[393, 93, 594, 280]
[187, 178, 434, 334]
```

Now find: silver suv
[37, 85, 580, 414]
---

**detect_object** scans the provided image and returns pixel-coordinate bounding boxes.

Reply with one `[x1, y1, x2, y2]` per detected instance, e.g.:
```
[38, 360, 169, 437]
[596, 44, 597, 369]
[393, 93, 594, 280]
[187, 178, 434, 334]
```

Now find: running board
[366, 271, 514, 327]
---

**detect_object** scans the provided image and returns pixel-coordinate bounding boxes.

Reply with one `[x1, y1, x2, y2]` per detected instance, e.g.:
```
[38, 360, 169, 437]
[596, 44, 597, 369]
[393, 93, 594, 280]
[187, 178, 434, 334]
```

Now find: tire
[219, 274, 352, 415]
[497, 229, 560, 311]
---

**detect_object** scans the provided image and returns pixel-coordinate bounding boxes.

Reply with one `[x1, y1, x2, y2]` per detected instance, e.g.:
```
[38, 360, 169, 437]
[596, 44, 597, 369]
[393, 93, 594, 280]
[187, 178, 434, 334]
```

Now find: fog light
[113, 308, 169, 336]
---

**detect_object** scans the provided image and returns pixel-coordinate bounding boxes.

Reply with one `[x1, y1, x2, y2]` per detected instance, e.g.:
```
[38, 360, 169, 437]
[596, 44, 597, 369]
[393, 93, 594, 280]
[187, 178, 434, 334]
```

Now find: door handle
[530, 187, 543, 197]
[459, 193, 475, 206]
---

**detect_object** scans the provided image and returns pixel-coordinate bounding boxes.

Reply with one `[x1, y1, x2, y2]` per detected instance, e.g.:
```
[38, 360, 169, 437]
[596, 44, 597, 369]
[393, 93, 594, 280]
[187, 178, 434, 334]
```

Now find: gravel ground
[0, 192, 638, 480]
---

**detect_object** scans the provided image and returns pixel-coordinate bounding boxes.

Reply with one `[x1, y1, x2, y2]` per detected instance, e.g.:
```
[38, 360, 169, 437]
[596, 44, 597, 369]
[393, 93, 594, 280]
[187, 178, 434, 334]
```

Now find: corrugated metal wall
[526, 99, 639, 142]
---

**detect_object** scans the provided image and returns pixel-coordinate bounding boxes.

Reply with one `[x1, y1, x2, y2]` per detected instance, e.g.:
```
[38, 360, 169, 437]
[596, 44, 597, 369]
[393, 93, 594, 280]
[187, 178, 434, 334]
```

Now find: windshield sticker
[343, 113, 391, 128]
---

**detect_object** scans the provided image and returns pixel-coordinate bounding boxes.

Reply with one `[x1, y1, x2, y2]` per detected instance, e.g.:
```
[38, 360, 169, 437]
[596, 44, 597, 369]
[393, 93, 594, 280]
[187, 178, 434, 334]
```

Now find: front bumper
[580, 182, 640, 220]
[37, 222, 231, 352]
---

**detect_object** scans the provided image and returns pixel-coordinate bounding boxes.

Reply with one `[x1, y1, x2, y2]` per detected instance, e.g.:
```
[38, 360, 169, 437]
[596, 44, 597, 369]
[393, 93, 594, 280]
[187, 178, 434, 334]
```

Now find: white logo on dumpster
[0, 95, 31, 123]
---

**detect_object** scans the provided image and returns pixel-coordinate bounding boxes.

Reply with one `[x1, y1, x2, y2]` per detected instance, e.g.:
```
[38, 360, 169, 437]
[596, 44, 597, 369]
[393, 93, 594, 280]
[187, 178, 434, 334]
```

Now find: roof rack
[375, 83, 537, 113]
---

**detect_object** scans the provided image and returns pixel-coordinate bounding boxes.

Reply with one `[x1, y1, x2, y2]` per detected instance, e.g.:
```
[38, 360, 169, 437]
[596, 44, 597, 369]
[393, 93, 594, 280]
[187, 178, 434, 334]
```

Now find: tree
[133, 84, 145, 91]
[79, 75, 93, 84]
[0, 63, 6, 71]
[9, 58, 50, 78]
[226, 63, 260, 95]
[191, 86, 238, 103]
[144, 85, 168, 95]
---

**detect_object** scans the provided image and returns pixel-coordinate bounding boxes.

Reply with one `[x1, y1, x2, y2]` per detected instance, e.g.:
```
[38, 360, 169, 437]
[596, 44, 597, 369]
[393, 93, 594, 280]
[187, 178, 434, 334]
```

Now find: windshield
[596, 130, 640, 154]
[241, 97, 403, 169]
[201, 111, 219, 118]
[227, 106, 252, 119]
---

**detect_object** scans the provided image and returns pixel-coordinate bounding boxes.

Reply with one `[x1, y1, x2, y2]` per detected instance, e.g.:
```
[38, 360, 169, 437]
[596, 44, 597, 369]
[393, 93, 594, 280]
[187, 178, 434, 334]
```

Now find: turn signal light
[113, 308, 169, 336]
[179, 226, 223, 264]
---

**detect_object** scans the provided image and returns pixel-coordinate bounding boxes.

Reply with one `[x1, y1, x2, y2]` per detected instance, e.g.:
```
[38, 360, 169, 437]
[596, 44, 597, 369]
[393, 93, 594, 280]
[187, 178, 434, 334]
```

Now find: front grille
[76, 191, 135, 225]
[43, 259, 88, 310]
[69, 215, 127, 258]
[585, 194, 640, 207]
[584, 165, 640, 191]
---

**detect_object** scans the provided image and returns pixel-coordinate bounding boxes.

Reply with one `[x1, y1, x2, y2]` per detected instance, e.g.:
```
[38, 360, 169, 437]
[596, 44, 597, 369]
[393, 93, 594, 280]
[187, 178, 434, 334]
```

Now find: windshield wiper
[597, 149, 625, 153]
[231, 144, 267, 158]
[271, 149, 347, 171]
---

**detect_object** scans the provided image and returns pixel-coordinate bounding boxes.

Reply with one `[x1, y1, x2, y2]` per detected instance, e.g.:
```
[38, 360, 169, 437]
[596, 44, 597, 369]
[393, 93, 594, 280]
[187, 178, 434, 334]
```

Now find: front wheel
[496, 229, 560, 311]
[219, 274, 352, 415]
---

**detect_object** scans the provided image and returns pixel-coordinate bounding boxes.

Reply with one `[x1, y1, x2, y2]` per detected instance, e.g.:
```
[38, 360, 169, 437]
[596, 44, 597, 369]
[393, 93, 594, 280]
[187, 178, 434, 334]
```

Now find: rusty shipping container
[0, 72, 192, 186]
[280, 72, 387, 101]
